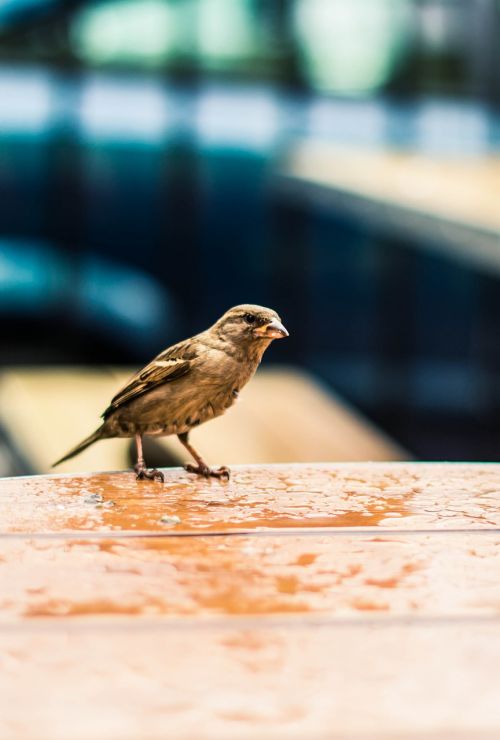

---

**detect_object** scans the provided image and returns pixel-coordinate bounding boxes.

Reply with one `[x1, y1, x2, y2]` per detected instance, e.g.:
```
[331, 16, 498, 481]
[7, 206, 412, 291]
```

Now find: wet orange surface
[4, 531, 500, 620]
[4, 462, 500, 534]
[3, 463, 500, 738]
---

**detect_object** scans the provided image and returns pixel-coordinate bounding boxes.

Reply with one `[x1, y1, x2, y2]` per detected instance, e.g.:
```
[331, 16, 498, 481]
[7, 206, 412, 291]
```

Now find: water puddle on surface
[2, 466, 419, 533]
[2, 465, 500, 629]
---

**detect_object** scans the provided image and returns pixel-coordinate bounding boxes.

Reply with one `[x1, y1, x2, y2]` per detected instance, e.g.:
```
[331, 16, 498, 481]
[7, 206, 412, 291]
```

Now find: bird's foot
[184, 463, 230, 481]
[134, 464, 165, 483]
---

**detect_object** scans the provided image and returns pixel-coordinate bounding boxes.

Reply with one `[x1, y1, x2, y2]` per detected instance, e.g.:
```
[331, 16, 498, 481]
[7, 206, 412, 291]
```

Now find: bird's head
[213, 304, 289, 346]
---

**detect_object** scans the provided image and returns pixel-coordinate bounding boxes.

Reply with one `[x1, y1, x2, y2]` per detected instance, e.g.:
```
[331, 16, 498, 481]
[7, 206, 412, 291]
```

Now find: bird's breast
[108, 352, 257, 438]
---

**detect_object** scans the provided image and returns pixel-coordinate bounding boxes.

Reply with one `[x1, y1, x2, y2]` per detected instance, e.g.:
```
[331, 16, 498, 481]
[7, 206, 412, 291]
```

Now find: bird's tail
[52, 427, 104, 468]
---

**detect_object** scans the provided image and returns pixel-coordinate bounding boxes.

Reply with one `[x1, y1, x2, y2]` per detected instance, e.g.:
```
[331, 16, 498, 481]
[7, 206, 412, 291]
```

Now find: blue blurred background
[1, 0, 500, 473]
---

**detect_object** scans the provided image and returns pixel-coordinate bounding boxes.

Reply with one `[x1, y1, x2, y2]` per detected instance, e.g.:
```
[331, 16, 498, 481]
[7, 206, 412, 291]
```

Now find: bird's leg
[134, 433, 165, 482]
[178, 432, 230, 480]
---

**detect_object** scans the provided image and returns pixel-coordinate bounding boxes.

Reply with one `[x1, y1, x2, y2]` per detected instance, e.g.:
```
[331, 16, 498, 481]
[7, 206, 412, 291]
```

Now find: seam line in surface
[1, 612, 500, 634]
[1, 526, 500, 540]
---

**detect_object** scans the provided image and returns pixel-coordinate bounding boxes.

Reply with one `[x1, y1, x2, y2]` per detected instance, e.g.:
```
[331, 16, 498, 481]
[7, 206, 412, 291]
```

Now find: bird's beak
[253, 319, 289, 339]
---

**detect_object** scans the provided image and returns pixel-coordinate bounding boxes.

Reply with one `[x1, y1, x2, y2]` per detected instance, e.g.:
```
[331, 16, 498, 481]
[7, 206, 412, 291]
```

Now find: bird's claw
[184, 463, 231, 481]
[214, 466, 231, 481]
[135, 466, 165, 483]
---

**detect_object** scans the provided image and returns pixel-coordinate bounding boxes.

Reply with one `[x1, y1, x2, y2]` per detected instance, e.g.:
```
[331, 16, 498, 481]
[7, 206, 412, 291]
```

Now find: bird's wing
[102, 339, 198, 418]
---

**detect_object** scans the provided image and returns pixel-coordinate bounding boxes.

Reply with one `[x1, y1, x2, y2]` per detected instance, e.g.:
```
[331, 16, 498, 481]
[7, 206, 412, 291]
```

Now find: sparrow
[53, 304, 288, 481]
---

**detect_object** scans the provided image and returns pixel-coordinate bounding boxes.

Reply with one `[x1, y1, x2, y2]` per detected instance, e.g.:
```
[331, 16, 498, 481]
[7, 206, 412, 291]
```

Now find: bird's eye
[244, 313, 256, 325]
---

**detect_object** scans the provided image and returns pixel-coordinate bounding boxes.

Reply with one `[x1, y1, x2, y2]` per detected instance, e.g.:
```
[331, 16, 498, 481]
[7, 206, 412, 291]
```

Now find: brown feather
[102, 339, 197, 418]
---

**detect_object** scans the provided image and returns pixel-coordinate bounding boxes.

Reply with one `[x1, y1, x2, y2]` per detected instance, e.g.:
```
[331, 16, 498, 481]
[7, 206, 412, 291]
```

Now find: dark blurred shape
[0, 422, 35, 477]
[0, 0, 63, 29]
[0, 238, 178, 362]
[0, 0, 499, 100]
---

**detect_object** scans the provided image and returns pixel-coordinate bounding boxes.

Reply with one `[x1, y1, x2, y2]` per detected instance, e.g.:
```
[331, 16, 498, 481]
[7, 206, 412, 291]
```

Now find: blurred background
[0, 0, 500, 475]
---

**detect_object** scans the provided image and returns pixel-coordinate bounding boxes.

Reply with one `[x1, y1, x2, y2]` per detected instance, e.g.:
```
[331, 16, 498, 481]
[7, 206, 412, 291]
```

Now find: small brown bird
[53, 305, 288, 481]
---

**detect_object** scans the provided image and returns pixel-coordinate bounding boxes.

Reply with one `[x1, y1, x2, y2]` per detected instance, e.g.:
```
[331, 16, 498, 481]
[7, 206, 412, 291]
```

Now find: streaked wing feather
[102, 339, 197, 418]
